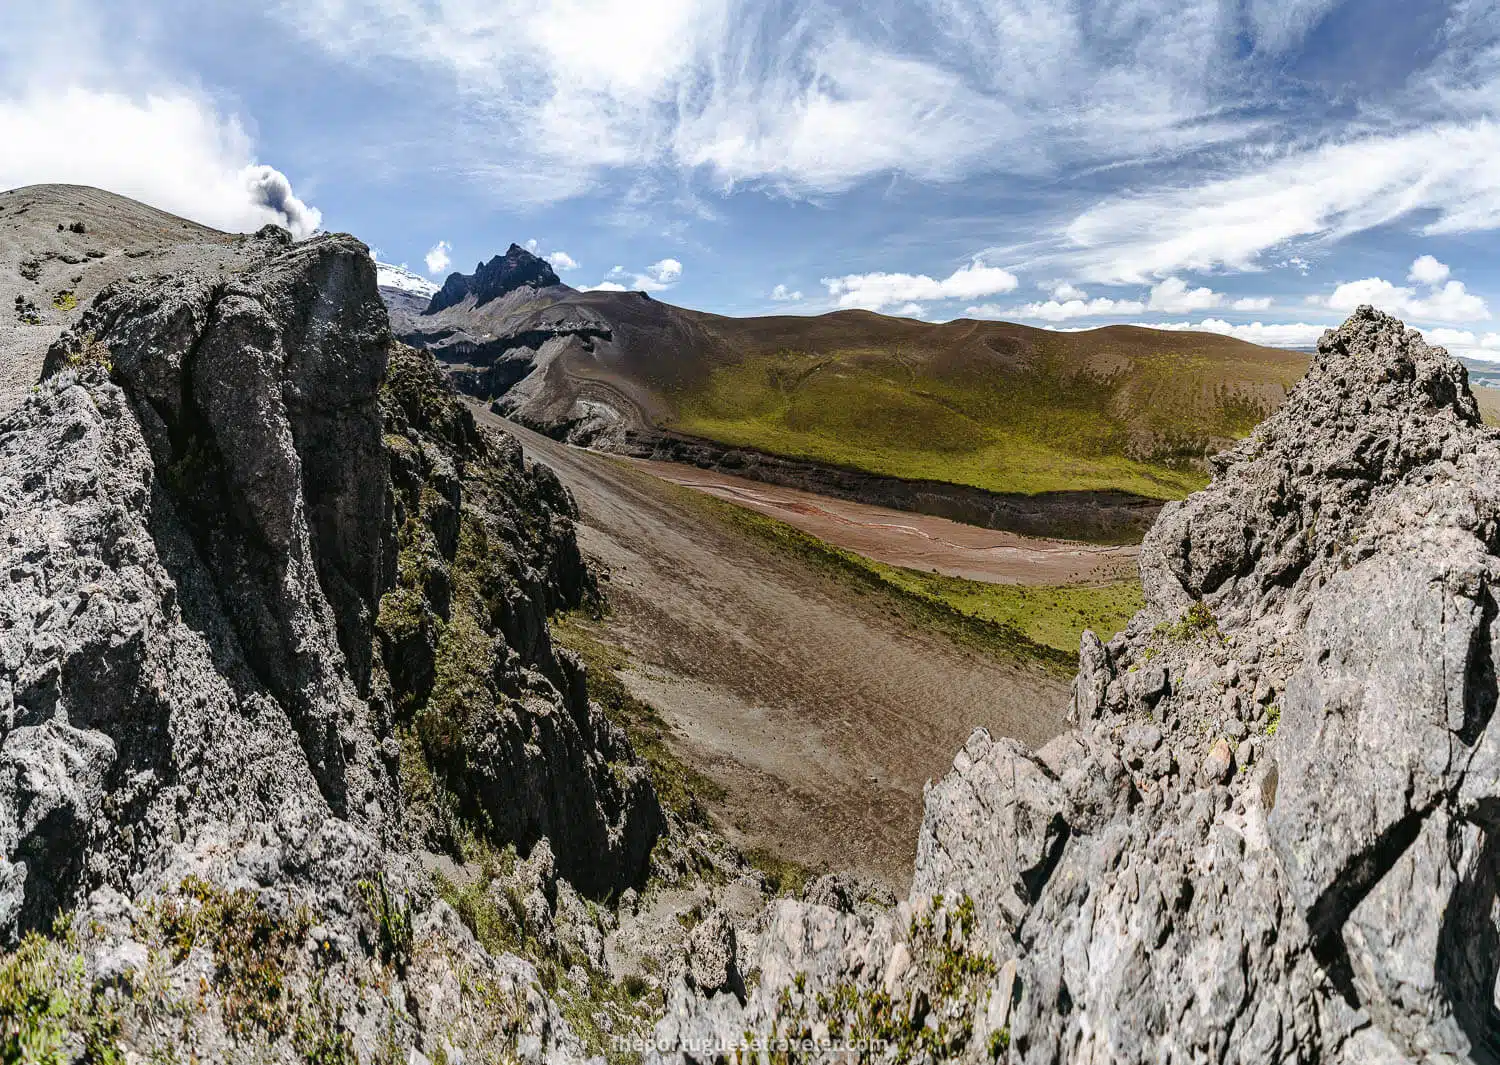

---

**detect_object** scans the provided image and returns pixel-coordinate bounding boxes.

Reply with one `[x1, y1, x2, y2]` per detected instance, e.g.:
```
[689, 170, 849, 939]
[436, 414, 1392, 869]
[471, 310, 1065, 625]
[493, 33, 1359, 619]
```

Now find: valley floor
[623, 454, 1139, 585]
[477, 409, 1083, 891]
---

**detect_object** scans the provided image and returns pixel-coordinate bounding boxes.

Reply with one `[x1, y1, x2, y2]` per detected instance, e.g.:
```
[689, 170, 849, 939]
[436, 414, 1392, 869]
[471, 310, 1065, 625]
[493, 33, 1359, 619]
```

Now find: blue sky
[4, 0, 1500, 357]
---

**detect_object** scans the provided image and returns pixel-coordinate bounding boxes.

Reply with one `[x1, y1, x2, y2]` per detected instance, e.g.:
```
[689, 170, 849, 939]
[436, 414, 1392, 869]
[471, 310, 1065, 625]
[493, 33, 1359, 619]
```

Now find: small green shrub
[1155, 601, 1222, 643]
[147, 876, 310, 1040]
[746, 847, 815, 898]
[357, 876, 413, 974]
[0, 925, 123, 1065]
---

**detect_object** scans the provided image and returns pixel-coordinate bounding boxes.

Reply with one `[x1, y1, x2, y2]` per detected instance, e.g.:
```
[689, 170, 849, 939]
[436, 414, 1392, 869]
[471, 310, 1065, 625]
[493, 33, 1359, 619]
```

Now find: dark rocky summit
[653, 307, 1500, 1062]
[426, 244, 562, 315]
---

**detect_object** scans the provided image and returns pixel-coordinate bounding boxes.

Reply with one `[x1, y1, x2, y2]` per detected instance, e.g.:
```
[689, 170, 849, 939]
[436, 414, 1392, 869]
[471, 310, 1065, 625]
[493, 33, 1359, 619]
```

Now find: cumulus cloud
[1320, 257, 1490, 322]
[1048, 282, 1087, 300]
[1232, 297, 1273, 311]
[823, 259, 1018, 312]
[1006, 296, 1146, 322]
[1408, 255, 1450, 286]
[523, 238, 579, 270]
[646, 257, 683, 285]
[1147, 277, 1222, 314]
[1405, 328, 1500, 362]
[577, 257, 684, 293]
[1136, 319, 1328, 348]
[770, 284, 802, 302]
[425, 240, 452, 275]
[0, 86, 322, 238]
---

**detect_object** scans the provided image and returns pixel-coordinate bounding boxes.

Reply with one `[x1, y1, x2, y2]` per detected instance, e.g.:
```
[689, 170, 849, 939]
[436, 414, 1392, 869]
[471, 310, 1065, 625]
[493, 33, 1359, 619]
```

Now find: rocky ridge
[0, 212, 786, 1062]
[651, 307, 1500, 1063]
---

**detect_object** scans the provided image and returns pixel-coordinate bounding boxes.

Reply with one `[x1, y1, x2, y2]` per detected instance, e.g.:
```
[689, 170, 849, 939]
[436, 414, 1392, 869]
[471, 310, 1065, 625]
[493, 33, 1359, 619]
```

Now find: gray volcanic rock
[650, 307, 1500, 1063]
[0, 215, 664, 1061]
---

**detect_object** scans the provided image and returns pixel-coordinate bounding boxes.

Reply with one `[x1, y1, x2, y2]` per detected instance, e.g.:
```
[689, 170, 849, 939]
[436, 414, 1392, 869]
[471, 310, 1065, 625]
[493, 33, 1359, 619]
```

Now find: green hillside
[666, 334, 1305, 499]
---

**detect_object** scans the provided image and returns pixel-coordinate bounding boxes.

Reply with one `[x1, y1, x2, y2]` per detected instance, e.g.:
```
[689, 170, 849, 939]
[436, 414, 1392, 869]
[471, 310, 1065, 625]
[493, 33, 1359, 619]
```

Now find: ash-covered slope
[654, 307, 1500, 1063]
[0, 216, 670, 1060]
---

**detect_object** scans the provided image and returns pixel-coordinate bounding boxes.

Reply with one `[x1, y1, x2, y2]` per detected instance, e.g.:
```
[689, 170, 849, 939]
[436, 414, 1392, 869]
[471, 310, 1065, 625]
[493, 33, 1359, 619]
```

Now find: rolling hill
[385, 247, 1309, 503]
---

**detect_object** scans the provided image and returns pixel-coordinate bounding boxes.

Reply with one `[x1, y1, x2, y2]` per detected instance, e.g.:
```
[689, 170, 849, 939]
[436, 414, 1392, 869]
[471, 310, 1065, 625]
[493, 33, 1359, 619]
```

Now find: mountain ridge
[380, 261, 1310, 509]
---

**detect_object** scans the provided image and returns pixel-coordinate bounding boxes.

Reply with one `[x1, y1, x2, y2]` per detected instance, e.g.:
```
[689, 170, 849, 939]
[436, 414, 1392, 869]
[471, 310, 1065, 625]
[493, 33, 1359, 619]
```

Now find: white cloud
[892, 303, 928, 318]
[1008, 296, 1146, 322]
[1048, 281, 1087, 300]
[1321, 258, 1490, 323]
[1054, 123, 1500, 283]
[770, 284, 802, 302]
[823, 259, 1018, 312]
[1408, 254, 1451, 286]
[276, 0, 1280, 204]
[1427, 328, 1479, 347]
[1421, 328, 1500, 362]
[523, 238, 580, 270]
[1137, 318, 1328, 348]
[646, 257, 683, 284]
[1232, 297, 1274, 311]
[0, 86, 322, 238]
[1147, 277, 1223, 313]
[425, 240, 452, 275]
[578, 257, 685, 293]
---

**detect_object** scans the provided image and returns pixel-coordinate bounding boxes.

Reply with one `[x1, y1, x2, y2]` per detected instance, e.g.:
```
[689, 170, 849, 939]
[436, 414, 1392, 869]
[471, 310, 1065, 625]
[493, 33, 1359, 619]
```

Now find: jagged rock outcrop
[0, 223, 664, 1061]
[378, 340, 663, 896]
[651, 307, 1500, 1063]
[426, 244, 562, 315]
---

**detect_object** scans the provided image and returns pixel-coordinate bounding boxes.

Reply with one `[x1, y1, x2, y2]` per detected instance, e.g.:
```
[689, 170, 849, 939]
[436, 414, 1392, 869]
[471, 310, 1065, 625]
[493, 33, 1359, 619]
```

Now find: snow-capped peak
[375, 260, 440, 298]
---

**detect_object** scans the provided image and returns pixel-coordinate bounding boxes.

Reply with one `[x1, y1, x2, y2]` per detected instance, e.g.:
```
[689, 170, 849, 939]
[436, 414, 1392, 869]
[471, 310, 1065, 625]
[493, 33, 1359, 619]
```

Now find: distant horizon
[373, 236, 1500, 364]
[4, 0, 1498, 360]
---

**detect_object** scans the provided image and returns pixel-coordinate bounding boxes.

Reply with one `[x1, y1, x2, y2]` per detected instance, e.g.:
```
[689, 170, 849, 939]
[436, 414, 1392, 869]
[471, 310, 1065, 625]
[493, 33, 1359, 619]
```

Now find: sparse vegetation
[358, 875, 414, 974]
[12, 295, 42, 325]
[0, 920, 122, 1065]
[51, 289, 78, 311]
[746, 846, 816, 898]
[763, 893, 1000, 1062]
[145, 876, 311, 1040]
[1154, 601, 1222, 643]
